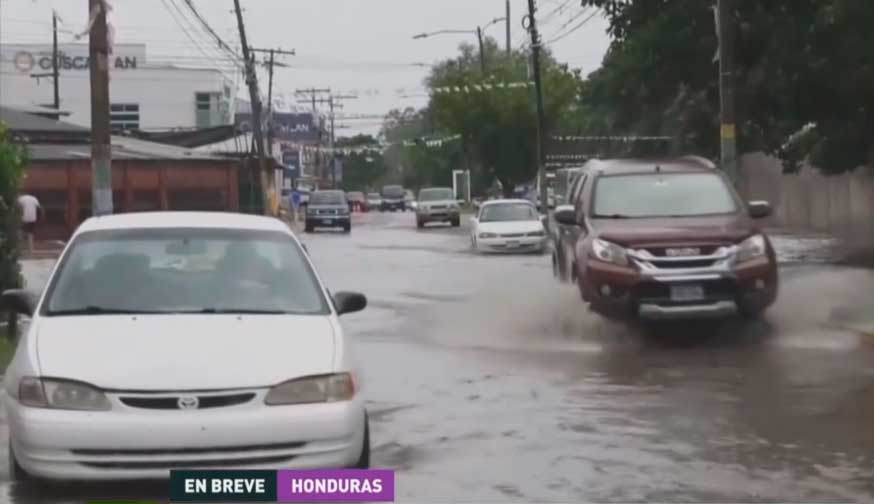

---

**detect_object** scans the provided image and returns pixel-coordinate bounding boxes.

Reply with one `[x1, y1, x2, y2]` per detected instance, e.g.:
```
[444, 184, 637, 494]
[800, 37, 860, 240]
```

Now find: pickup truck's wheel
[416, 218, 425, 229]
[304, 222, 314, 233]
[450, 216, 461, 227]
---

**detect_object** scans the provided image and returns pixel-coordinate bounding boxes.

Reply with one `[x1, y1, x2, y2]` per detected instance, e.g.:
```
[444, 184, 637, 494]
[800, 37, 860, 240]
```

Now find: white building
[0, 43, 237, 131]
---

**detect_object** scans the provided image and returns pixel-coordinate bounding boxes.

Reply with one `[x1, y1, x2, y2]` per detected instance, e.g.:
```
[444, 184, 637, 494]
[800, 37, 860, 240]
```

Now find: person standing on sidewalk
[290, 187, 302, 225]
[17, 193, 42, 253]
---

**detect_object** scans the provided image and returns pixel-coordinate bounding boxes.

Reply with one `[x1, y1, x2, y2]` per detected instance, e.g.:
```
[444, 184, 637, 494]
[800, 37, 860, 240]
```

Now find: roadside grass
[0, 325, 17, 372]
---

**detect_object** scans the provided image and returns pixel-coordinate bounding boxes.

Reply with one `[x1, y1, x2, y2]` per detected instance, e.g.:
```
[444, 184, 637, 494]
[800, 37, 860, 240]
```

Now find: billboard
[282, 150, 300, 182]
[235, 112, 319, 142]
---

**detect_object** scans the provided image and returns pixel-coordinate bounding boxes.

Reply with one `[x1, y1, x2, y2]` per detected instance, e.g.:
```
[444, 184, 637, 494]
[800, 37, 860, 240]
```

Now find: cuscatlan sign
[12, 51, 138, 73]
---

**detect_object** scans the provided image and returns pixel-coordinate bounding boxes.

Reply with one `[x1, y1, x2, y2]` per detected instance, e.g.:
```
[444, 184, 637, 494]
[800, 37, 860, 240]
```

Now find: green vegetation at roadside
[0, 327, 16, 372]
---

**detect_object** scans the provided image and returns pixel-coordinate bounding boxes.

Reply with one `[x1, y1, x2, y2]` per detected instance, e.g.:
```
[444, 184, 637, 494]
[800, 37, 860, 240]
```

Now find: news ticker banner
[86, 469, 395, 503]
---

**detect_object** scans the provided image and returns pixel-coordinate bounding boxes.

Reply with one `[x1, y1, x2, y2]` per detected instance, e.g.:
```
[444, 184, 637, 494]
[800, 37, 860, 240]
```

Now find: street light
[412, 17, 508, 73]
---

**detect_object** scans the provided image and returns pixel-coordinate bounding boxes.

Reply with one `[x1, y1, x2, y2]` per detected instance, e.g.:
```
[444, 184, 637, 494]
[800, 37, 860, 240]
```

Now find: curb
[822, 323, 874, 344]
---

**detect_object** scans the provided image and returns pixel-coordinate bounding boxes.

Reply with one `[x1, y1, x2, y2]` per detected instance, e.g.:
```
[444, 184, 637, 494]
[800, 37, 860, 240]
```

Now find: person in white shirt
[17, 194, 42, 252]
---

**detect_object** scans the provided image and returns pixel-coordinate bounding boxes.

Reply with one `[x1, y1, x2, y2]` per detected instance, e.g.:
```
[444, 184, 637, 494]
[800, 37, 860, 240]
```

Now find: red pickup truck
[552, 157, 778, 321]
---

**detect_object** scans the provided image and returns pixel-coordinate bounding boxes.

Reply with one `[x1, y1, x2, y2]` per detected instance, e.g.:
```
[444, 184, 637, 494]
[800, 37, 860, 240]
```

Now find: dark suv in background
[305, 190, 351, 233]
[381, 185, 406, 212]
[553, 157, 778, 322]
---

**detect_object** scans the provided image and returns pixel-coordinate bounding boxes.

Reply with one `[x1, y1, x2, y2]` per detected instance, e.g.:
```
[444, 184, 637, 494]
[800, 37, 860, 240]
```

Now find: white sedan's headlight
[736, 234, 767, 263]
[19, 377, 111, 411]
[591, 238, 629, 266]
[265, 373, 355, 405]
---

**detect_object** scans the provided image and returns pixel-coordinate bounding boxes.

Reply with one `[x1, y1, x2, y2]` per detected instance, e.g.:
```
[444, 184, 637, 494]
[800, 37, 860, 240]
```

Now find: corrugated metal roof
[0, 106, 87, 133]
[27, 136, 232, 162]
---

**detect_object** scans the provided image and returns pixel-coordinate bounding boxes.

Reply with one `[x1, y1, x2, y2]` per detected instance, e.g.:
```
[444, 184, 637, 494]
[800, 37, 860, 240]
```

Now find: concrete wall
[739, 153, 874, 244]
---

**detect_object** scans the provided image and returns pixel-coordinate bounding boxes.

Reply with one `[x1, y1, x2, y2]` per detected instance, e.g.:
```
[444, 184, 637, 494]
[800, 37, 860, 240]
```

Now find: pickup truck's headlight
[591, 238, 629, 266]
[265, 373, 355, 405]
[736, 234, 767, 263]
[19, 377, 111, 411]
[479, 232, 498, 239]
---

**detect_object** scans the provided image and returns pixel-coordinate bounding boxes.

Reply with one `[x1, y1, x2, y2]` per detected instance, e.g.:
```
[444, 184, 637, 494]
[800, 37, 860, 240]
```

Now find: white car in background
[1, 212, 370, 481]
[470, 199, 547, 253]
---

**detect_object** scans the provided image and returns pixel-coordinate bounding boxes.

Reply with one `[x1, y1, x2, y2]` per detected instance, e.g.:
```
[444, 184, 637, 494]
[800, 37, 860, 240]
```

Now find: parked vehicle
[552, 168, 589, 282]
[470, 200, 547, 254]
[305, 190, 351, 233]
[366, 192, 382, 209]
[553, 157, 778, 321]
[380, 185, 406, 212]
[416, 187, 461, 228]
[346, 191, 368, 212]
[0, 212, 370, 481]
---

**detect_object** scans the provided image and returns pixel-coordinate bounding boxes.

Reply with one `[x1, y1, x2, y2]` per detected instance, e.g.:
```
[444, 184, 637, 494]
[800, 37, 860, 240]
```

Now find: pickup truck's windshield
[592, 173, 738, 218]
[419, 188, 453, 201]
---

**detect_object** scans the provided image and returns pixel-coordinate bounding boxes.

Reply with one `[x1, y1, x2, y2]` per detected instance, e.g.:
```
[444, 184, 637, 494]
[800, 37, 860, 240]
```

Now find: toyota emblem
[177, 396, 199, 410]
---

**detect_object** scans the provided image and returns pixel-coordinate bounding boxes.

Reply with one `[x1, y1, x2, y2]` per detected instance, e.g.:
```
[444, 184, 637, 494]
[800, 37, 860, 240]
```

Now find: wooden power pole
[233, 0, 274, 215]
[316, 94, 357, 187]
[718, 0, 738, 186]
[89, 0, 112, 215]
[52, 11, 60, 109]
[250, 48, 295, 157]
[525, 0, 548, 212]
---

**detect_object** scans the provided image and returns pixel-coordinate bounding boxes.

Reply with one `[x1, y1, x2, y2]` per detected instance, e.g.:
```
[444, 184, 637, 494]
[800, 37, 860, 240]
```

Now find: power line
[178, 0, 243, 64]
[544, 9, 599, 45]
[160, 0, 231, 73]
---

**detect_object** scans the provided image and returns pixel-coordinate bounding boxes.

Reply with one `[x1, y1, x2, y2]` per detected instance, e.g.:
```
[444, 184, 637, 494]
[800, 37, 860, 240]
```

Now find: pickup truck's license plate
[670, 284, 705, 302]
[323, 219, 334, 225]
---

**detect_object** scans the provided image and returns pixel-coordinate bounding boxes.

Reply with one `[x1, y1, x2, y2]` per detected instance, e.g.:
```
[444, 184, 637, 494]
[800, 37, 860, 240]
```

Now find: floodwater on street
[3, 211, 874, 503]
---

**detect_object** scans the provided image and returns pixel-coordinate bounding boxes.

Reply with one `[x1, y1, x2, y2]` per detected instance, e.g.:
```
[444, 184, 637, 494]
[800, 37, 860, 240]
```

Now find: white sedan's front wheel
[9, 443, 35, 483]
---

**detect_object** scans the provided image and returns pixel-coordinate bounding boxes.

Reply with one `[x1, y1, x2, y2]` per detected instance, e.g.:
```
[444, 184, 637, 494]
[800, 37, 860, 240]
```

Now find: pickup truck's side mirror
[748, 200, 772, 219]
[553, 205, 577, 226]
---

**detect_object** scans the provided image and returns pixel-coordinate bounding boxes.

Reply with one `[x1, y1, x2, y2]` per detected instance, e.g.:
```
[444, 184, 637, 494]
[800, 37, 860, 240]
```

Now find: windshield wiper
[48, 306, 165, 316]
[593, 214, 633, 219]
[197, 308, 290, 315]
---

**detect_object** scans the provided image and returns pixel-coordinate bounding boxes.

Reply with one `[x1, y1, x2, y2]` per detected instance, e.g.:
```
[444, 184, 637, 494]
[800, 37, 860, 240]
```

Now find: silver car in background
[415, 187, 461, 228]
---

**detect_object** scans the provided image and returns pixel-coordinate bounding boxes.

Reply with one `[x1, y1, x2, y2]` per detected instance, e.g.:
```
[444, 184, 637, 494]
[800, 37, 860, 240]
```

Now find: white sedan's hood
[477, 221, 544, 235]
[35, 315, 336, 390]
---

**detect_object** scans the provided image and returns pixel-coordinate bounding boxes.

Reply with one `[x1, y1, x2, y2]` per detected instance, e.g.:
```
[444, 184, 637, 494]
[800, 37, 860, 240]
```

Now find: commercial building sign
[12, 51, 138, 73]
[3, 44, 146, 74]
[236, 112, 319, 142]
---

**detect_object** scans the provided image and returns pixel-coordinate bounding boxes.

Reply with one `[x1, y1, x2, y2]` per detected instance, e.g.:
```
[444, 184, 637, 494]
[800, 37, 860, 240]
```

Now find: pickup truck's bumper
[578, 252, 778, 321]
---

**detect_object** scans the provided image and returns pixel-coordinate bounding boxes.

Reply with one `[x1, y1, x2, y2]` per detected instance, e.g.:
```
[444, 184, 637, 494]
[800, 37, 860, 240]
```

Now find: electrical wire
[177, 0, 242, 64]
[544, 9, 599, 45]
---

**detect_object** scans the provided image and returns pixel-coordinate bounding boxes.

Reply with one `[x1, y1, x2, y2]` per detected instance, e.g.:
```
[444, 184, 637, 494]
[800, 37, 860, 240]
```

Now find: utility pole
[31, 12, 62, 110]
[316, 94, 357, 187]
[89, 0, 112, 215]
[251, 48, 295, 157]
[52, 11, 60, 109]
[506, 0, 512, 57]
[525, 0, 548, 212]
[233, 0, 273, 215]
[717, 0, 738, 186]
[295, 88, 330, 181]
[476, 26, 486, 73]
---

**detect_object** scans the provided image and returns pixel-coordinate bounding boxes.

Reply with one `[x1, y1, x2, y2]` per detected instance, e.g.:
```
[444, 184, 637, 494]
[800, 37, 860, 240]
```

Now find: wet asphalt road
[4, 211, 874, 503]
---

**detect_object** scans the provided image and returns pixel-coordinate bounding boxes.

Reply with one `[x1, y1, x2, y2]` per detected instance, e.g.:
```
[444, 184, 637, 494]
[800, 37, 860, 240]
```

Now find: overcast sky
[1, 0, 611, 135]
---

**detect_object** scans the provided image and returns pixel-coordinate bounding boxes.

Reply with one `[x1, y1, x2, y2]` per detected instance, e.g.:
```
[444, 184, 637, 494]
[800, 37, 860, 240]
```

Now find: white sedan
[470, 199, 548, 253]
[1, 212, 370, 481]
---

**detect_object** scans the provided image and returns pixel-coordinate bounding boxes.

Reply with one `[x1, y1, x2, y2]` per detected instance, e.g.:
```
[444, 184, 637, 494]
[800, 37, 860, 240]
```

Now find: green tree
[581, 0, 874, 173]
[0, 122, 25, 293]
[335, 134, 387, 191]
[426, 37, 583, 194]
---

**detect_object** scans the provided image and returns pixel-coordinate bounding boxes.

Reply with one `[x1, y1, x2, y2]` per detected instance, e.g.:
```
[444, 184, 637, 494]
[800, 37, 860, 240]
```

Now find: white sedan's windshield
[480, 203, 539, 222]
[44, 229, 329, 315]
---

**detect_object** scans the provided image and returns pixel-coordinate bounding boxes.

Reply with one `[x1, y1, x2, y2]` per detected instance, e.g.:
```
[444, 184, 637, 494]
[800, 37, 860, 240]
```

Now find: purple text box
[276, 469, 394, 502]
